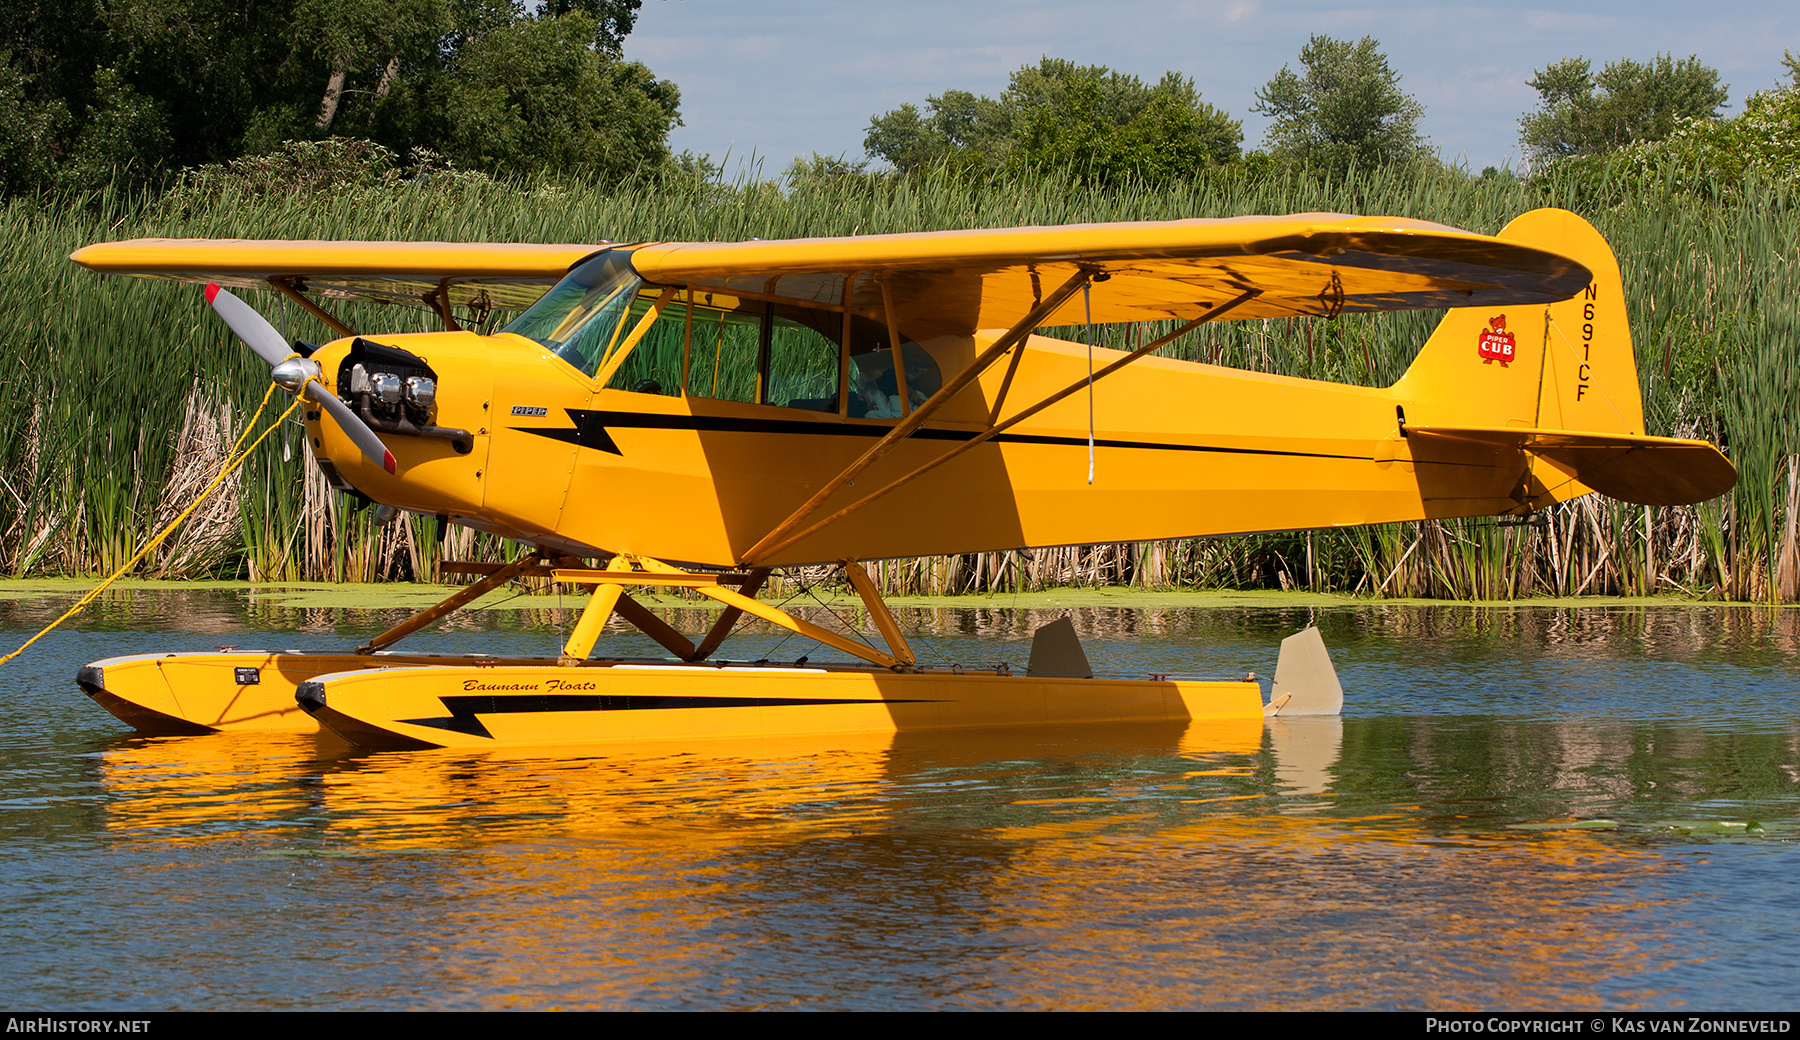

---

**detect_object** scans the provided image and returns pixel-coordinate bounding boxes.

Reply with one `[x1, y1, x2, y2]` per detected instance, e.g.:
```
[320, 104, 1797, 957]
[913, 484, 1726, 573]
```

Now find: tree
[297, 0, 446, 137]
[865, 57, 1241, 182]
[540, 0, 645, 54]
[4, 0, 325, 184]
[1518, 54, 1728, 164]
[0, 50, 69, 194]
[864, 90, 1004, 175]
[784, 152, 872, 184]
[1251, 35, 1427, 172]
[298, 1, 677, 179]
[422, 12, 680, 181]
[0, 0, 678, 194]
[1599, 69, 1799, 192]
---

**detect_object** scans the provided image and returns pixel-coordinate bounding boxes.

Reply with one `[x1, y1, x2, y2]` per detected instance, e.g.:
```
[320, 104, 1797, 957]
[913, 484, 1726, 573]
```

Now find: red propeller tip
[383, 451, 397, 475]
[204, 283, 220, 304]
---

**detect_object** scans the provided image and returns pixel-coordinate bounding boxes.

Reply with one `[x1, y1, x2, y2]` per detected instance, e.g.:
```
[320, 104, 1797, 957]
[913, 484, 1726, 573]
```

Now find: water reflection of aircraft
[70, 208, 1732, 750]
[91, 718, 1679, 1011]
[91, 721, 1266, 842]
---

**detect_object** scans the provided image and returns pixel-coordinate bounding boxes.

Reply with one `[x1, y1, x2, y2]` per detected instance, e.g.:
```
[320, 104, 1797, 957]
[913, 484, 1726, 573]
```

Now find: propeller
[205, 284, 397, 475]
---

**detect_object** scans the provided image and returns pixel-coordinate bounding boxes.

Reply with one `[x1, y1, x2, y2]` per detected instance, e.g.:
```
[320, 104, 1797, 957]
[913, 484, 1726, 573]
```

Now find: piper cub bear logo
[1477, 314, 1516, 366]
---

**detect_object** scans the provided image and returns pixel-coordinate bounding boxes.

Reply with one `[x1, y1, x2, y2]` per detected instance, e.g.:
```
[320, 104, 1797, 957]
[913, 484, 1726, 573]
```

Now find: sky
[625, 0, 1797, 177]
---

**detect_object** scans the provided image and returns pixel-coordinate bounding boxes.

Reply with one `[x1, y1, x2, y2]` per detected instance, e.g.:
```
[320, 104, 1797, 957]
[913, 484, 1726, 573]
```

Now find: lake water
[1, 588, 1796, 1010]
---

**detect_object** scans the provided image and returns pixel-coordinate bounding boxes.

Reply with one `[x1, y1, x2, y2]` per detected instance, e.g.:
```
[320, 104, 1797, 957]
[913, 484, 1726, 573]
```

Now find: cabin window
[501, 249, 642, 377]
[505, 251, 947, 412]
[765, 305, 840, 412]
[683, 296, 763, 403]
[603, 294, 688, 396]
[519, 273, 946, 417]
[844, 313, 941, 419]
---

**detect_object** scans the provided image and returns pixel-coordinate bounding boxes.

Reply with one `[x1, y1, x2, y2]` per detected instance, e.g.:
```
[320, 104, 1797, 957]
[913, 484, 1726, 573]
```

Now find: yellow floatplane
[69, 208, 1734, 750]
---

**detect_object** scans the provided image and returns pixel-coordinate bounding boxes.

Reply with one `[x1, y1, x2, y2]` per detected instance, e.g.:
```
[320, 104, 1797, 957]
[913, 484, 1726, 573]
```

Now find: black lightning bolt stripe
[401, 691, 937, 738]
[518, 410, 624, 454]
[513, 409, 1372, 462]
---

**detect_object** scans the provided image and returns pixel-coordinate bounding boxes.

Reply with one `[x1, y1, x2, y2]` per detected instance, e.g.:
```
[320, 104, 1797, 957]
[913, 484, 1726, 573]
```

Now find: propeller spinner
[205, 284, 397, 474]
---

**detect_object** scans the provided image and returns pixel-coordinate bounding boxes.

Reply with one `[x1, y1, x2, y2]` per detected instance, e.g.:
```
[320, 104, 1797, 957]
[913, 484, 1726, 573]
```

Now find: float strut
[356, 552, 542, 655]
[559, 556, 634, 665]
[841, 560, 915, 666]
[614, 592, 698, 660]
[689, 568, 770, 660]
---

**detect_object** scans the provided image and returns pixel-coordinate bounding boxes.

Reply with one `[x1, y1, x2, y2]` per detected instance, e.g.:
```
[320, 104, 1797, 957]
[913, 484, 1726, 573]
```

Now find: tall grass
[2, 161, 1795, 598]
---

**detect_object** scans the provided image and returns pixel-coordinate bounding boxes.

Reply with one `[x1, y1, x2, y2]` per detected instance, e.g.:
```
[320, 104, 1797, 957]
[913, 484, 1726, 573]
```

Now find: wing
[68, 239, 602, 312]
[1407, 425, 1737, 506]
[628, 213, 1593, 337]
[71, 214, 1586, 334]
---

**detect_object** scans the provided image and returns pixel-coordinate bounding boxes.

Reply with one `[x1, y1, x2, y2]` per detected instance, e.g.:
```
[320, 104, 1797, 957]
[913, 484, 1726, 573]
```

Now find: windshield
[501, 249, 642, 376]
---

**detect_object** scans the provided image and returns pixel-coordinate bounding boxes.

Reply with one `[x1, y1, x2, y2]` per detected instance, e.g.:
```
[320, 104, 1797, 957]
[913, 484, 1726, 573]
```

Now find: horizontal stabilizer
[1407, 425, 1736, 506]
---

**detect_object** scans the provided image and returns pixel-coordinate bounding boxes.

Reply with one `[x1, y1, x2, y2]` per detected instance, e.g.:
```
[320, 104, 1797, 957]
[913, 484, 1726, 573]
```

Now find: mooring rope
[1, 378, 300, 667]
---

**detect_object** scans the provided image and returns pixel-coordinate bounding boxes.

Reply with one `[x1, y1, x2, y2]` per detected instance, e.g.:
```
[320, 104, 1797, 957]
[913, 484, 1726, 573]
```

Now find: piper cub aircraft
[69, 208, 1735, 751]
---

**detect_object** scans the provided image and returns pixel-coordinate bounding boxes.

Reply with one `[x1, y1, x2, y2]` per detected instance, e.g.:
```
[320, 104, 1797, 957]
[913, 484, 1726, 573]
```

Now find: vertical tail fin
[1391, 209, 1732, 508]
[1393, 208, 1644, 437]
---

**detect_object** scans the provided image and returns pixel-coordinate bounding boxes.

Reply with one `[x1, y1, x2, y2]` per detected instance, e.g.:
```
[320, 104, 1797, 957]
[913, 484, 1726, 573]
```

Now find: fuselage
[302, 312, 1567, 568]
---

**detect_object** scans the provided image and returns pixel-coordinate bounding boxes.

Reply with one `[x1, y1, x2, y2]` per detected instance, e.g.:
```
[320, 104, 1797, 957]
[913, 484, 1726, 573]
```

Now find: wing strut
[269, 278, 356, 338]
[739, 269, 1094, 566]
[745, 287, 1263, 565]
[424, 281, 462, 332]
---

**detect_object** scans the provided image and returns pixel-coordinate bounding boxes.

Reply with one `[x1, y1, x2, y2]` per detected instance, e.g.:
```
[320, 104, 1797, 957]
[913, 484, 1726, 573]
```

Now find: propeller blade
[305, 382, 397, 475]
[204, 284, 292, 368]
[203, 284, 395, 475]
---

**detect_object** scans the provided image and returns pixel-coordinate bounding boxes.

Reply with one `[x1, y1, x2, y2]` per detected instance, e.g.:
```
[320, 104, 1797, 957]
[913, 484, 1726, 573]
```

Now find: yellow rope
[1, 379, 301, 667]
[228, 378, 284, 458]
